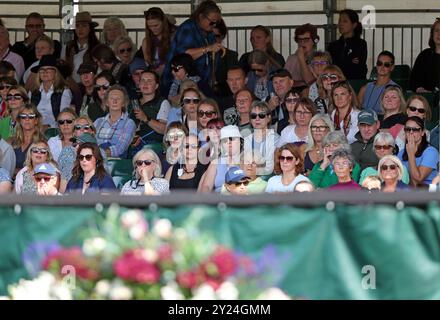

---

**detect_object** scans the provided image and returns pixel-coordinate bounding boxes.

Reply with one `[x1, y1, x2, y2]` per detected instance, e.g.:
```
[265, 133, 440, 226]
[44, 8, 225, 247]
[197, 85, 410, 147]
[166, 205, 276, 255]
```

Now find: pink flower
[207, 247, 238, 279]
[113, 249, 160, 284]
[42, 247, 99, 280]
[157, 244, 173, 262]
[176, 270, 198, 289]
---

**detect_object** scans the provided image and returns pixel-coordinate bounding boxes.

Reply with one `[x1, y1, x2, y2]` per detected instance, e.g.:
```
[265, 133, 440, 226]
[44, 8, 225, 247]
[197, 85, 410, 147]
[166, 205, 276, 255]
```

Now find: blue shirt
[161, 19, 218, 95]
[66, 174, 117, 194]
[398, 146, 439, 185]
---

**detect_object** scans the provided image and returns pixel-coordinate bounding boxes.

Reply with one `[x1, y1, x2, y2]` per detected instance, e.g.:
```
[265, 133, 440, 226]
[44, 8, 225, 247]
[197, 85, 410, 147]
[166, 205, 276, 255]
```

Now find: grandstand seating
[44, 128, 59, 140]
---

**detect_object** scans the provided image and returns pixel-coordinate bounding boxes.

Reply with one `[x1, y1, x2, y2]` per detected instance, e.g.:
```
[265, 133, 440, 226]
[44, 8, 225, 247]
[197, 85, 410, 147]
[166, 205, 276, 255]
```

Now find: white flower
[94, 280, 111, 297]
[192, 284, 216, 300]
[153, 219, 172, 239]
[83, 237, 107, 257]
[256, 287, 291, 300]
[216, 281, 239, 300]
[121, 210, 144, 229]
[109, 285, 133, 300]
[161, 283, 184, 300]
[0, 296, 10, 300]
[128, 221, 147, 240]
[141, 249, 158, 263]
[50, 283, 73, 300]
[8, 272, 67, 300]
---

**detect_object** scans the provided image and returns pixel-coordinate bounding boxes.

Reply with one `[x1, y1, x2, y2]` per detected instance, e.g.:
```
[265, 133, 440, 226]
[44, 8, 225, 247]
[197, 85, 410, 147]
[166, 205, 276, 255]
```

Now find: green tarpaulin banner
[1, 203, 440, 299]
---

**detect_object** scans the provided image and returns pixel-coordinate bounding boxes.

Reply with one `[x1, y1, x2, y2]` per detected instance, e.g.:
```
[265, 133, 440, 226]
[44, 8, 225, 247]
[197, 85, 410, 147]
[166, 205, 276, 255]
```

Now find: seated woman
[198, 125, 243, 193]
[303, 114, 334, 174]
[244, 101, 279, 175]
[309, 131, 361, 188]
[199, 118, 224, 164]
[221, 166, 250, 195]
[9, 103, 46, 175]
[15, 141, 57, 194]
[359, 132, 410, 185]
[94, 84, 136, 158]
[162, 122, 187, 170]
[83, 71, 115, 121]
[276, 88, 301, 134]
[101, 17, 127, 47]
[223, 88, 255, 134]
[329, 80, 360, 144]
[277, 97, 316, 148]
[23, 35, 55, 88]
[377, 155, 409, 192]
[29, 55, 72, 128]
[328, 148, 361, 190]
[397, 116, 439, 187]
[174, 87, 203, 133]
[165, 134, 208, 190]
[197, 98, 220, 141]
[266, 142, 310, 193]
[0, 167, 12, 194]
[33, 162, 62, 196]
[66, 142, 116, 194]
[378, 85, 407, 136]
[0, 76, 18, 118]
[301, 51, 332, 107]
[0, 85, 29, 140]
[120, 148, 169, 195]
[113, 36, 138, 75]
[395, 95, 432, 151]
[245, 50, 275, 101]
[48, 109, 77, 162]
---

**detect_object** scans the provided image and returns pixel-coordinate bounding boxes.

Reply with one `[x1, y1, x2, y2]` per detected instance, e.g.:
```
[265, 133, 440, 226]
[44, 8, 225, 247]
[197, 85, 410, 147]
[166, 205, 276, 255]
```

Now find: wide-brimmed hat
[75, 11, 99, 28]
[31, 54, 58, 73]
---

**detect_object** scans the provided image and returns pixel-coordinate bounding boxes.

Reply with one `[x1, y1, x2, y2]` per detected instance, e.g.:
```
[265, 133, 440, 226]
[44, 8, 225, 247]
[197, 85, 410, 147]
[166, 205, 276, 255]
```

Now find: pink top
[284, 53, 311, 88]
[328, 180, 362, 190]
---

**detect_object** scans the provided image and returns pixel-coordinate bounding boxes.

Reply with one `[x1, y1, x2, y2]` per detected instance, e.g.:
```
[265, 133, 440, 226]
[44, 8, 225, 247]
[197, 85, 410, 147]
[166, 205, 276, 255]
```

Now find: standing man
[11, 12, 61, 69]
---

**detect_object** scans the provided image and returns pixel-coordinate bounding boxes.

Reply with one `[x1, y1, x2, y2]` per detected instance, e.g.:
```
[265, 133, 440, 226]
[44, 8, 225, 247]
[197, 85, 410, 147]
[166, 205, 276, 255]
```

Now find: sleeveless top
[304, 151, 316, 173]
[363, 80, 397, 114]
[169, 163, 208, 190]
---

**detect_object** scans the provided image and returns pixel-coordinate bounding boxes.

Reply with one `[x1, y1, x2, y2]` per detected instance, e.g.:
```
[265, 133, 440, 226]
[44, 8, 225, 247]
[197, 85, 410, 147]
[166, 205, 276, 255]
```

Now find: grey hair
[306, 114, 335, 152]
[377, 155, 404, 181]
[132, 148, 162, 179]
[330, 148, 355, 168]
[373, 132, 395, 147]
[113, 36, 135, 60]
[323, 131, 350, 151]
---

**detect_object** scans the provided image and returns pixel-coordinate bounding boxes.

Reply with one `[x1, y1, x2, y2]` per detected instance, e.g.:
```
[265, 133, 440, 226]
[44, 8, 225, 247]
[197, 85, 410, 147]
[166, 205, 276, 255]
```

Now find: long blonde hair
[9, 103, 46, 148]
[25, 141, 57, 172]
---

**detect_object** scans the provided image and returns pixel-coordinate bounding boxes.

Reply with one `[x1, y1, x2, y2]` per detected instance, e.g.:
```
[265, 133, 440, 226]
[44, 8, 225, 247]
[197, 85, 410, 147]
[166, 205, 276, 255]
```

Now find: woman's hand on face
[406, 135, 417, 155]
[320, 147, 332, 168]
[140, 167, 149, 181]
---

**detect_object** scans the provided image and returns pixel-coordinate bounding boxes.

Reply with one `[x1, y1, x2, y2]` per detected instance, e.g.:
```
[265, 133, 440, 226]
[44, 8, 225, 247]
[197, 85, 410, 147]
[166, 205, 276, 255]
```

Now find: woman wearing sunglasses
[394, 95, 432, 151]
[0, 85, 29, 140]
[265, 143, 310, 193]
[197, 98, 220, 136]
[47, 109, 76, 162]
[14, 141, 57, 194]
[165, 134, 207, 190]
[377, 155, 409, 192]
[359, 132, 409, 185]
[397, 116, 438, 187]
[0, 77, 17, 118]
[113, 36, 136, 69]
[9, 103, 46, 174]
[57, 116, 96, 192]
[177, 87, 203, 133]
[66, 142, 116, 194]
[162, 122, 187, 170]
[277, 98, 317, 148]
[244, 101, 279, 176]
[121, 148, 169, 195]
[84, 71, 115, 122]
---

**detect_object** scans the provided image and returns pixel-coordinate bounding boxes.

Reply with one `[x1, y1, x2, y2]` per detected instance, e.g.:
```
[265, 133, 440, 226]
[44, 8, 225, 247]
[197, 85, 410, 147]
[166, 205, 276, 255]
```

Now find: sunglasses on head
[19, 113, 36, 120]
[279, 155, 294, 162]
[380, 164, 397, 171]
[95, 84, 110, 91]
[231, 180, 250, 187]
[74, 124, 92, 130]
[198, 110, 217, 118]
[119, 47, 132, 54]
[376, 61, 393, 68]
[58, 119, 74, 125]
[0, 84, 12, 90]
[320, 74, 339, 81]
[136, 159, 154, 167]
[404, 126, 422, 133]
[171, 65, 184, 73]
[250, 112, 267, 120]
[31, 147, 48, 154]
[34, 175, 52, 183]
[182, 97, 200, 105]
[408, 106, 426, 114]
[78, 154, 94, 161]
[6, 94, 23, 101]
[374, 145, 393, 151]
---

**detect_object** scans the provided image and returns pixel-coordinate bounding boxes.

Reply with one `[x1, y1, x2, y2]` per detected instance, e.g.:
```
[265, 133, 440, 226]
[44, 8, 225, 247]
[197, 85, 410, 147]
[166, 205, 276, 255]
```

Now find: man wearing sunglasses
[33, 162, 61, 196]
[222, 166, 250, 195]
[350, 110, 381, 171]
[161, 0, 222, 96]
[358, 51, 398, 114]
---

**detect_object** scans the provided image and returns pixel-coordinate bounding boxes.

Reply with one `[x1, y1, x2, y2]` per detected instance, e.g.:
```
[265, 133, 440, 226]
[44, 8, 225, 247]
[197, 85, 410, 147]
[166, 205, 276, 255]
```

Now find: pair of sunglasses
[74, 125, 92, 130]
[6, 94, 24, 101]
[250, 112, 267, 120]
[78, 154, 94, 161]
[136, 159, 154, 167]
[58, 119, 74, 125]
[198, 111, 217, 118]
[19, 113, 36, 120]
[31, 147, 48, 154]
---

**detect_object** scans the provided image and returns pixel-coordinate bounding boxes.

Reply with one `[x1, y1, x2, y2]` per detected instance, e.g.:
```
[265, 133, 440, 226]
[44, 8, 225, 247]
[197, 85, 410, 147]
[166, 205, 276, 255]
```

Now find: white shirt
[330, 109, 360, 144]
[244, 129, 280, 176]
[29, 84, 72, 128]
[61, 42, 88, 83]
[277, 124, 309, 148]
[157, 99, 171, 121]
[265, 174, 310, 193]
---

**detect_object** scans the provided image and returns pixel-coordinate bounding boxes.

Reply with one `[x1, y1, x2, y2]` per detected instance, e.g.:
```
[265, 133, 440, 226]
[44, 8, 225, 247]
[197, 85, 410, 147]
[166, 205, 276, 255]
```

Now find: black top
[328, 36, 368, 80]
[14, 145, 30, 171]
[379, 113, 407, 129]
[215, 48, 239, 98]
[11, 38, 61, 69]
[410, 48, 440, 92]
[304, 151, 316, 173]
[169, 163, 207, 190]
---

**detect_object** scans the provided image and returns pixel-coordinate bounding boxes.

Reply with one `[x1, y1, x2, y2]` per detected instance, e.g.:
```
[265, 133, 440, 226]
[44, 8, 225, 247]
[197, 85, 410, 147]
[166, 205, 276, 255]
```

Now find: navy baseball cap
[225, 166, 249, 184]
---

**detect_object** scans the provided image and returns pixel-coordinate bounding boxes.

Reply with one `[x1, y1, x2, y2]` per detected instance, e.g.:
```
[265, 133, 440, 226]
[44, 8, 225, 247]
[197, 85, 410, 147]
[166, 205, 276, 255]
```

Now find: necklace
[183, 164, 196, 174]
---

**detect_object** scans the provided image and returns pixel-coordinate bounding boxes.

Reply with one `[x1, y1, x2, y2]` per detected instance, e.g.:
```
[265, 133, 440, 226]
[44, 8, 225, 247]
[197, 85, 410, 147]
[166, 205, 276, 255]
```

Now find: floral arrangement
[4, 206, 291, 300]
